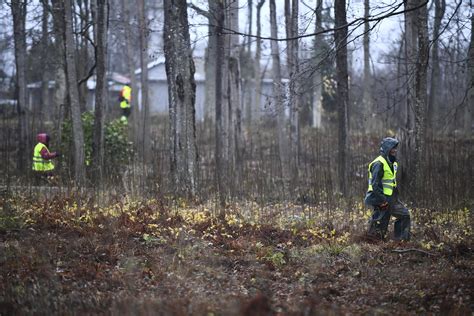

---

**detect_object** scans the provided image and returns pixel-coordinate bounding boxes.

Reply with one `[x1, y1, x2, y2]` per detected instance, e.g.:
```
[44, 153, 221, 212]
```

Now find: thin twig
[392, 248, 437, 256]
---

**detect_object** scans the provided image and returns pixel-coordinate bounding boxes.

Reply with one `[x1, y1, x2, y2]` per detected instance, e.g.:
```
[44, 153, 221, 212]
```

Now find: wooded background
[0, 0, 472, 209]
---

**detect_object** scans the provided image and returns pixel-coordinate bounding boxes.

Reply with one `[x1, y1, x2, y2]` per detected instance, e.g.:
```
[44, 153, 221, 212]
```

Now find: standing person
[365, 137, 411, 241]
[119, 82, 132, 123]
[32, 133, 60, 184]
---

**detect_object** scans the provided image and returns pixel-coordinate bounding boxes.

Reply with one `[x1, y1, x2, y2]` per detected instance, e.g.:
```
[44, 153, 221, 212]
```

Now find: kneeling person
[32, 133, 60, 184]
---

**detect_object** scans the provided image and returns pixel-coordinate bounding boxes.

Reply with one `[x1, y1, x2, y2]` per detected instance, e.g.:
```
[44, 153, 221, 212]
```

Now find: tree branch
[202, 0, 428, 42]
[188, 3, 211, 20]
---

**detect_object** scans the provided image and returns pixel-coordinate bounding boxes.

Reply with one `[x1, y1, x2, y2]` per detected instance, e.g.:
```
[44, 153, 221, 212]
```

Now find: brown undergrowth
[0, 195, 472, 315]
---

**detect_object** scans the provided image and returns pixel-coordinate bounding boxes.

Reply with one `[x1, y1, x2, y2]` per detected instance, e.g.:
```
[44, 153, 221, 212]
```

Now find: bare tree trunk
[427, 0, 445, 135]
[204, 6, 216, 126]
[414, 0, 429, 200]
[39, 0, 49, 132]
[312, 0, 323, 129]
[91, 0, 108, 184]
[362, 0, 374, 132]
[76, 0, 90, 114]
[334, 0, 349, 195]
[285, 0, 300, 175]
[11, 0, 28, 173]
[64, 0, 86, 183]
[138, 0, 150, 168]
[254, 0, 265, 124]
[210, 0, 226, 210]
[121, 0, 138, 146]
[227, 0, 242, 194]
[464, 7, 473, 137]
[164, 0, 198, 197]
[270, 0, 290, 192]
[51, 0, 67, 148]
[404, 0, 417, 135]
[243, 0, 253, 133]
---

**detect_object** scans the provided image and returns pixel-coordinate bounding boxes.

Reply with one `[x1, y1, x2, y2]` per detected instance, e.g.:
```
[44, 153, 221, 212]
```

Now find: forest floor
[0, 194, 472, 315]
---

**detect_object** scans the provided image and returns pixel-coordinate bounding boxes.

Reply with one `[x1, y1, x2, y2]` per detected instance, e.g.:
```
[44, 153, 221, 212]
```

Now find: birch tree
[312, 0, 323, 129]
[164, 0, 198, 197]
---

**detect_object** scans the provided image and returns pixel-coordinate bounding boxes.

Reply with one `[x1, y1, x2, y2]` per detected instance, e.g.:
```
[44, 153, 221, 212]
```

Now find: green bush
[61, 112, 133, 175]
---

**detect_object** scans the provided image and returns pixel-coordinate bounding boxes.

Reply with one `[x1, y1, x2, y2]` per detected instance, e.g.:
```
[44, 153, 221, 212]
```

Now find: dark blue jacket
[364, 138, 399, 206]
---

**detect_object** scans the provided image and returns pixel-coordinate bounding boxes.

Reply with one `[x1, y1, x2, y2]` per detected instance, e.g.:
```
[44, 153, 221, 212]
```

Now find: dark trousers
[368, 201, 411, 241]
[33, 171, 53, 186]
[121, 107, 131, 118]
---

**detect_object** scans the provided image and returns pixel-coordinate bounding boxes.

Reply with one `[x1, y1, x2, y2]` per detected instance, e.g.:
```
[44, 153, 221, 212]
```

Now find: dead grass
[0, 194, 472, 315]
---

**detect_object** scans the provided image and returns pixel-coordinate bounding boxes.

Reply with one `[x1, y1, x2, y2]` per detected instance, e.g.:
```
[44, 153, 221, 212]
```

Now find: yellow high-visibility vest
[367, 155, 397, 196]
[120, 85, 131, 109]
[32, 143, 54, 171]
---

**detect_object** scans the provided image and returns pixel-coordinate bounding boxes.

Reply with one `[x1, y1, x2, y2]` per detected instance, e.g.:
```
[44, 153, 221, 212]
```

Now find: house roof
[27, 72, 130, 91]
[134, 57, 166, 75]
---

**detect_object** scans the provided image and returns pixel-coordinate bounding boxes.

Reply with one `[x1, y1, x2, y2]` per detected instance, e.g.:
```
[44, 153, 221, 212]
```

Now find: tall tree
[64, 0, 86, 183]
[254, 0, 265, 126]
[464, 5, 473, 137]
[413, 0, 429, 199]
[137, 0, 150, 167]
[427, 0, 445, 135]
[312, 0, 323, 129]
[210, 0, 226, 209]
[121, 0, 139, 144]
[285, 0, 300, 174]
[227, 0, 243, 192]
[11, 0, 28, 172]
[39, 0, 49, 132]
[270, 0, 290, 192]
[163, 0, 198, 197]
[334, 0, 349, 195]
[362, 0, 374, 131]
[404, 0, 418, 135]
[50, 0, 67, 143]
[91, 0, 108, 183]
[203, 2, 217, 125]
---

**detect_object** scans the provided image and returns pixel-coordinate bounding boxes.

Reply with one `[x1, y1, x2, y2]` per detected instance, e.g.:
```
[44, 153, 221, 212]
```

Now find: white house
[134, 55, 286, 122]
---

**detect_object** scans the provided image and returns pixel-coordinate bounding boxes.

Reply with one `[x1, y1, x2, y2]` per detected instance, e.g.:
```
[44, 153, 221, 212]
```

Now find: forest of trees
[0, 0, 472, 207]
[0, 1, 473, 314]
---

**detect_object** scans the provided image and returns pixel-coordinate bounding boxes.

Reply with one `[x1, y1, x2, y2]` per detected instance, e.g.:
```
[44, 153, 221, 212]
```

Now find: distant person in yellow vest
[32, 133, 60, 184]
[119, 82, 131, 123]
[365, 137, 411, 241]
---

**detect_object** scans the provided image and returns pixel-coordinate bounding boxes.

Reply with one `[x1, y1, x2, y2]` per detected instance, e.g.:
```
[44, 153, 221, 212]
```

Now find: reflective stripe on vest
[32, 143, 54, 171]
[367, 155, 397, 196]
[120, 85, 131, 109]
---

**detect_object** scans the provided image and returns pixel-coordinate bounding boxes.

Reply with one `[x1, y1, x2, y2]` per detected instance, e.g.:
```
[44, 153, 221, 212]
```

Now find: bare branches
[203, 0, 428, 42]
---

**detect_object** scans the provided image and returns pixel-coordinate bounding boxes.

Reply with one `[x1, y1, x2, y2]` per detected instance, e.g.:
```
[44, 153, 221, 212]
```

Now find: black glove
[379, 201, 389, 210]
